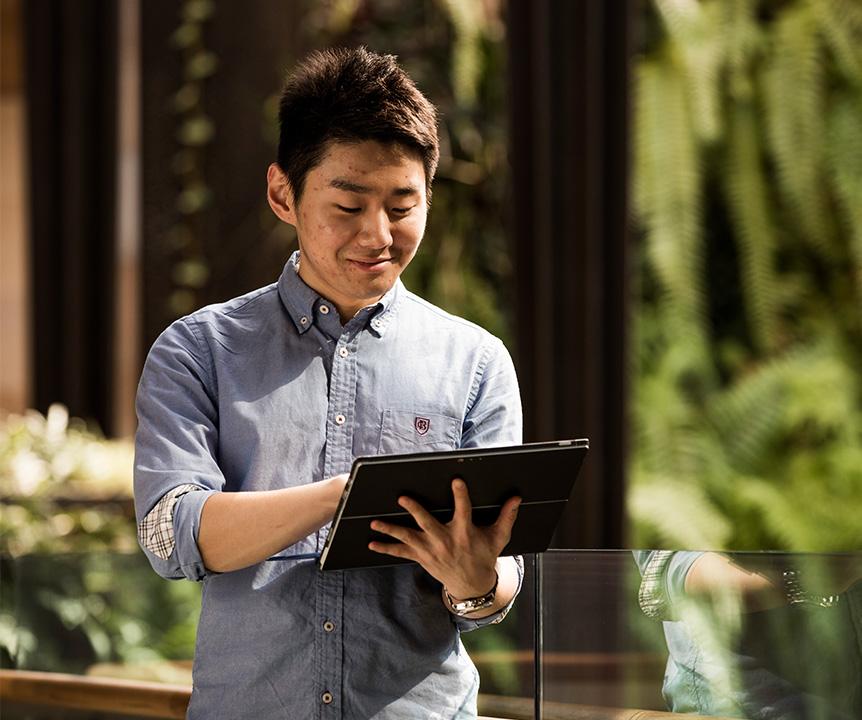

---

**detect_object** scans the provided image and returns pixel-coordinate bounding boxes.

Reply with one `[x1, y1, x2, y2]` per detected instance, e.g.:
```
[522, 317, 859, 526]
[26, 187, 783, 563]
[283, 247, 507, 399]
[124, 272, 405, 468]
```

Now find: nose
[356, 208, 393, 250]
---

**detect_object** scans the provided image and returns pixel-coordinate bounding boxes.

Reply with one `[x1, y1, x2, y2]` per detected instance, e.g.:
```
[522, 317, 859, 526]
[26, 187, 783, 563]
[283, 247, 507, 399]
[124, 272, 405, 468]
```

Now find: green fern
[635, 56, 711, 371]
[826, 90, 862, 308]
[762, 3, 832, 253]
[628, 477, 733, 549]
[630, 0, 862, 553]
[812, 0, 862, 82]
[724, 101, 781, 352]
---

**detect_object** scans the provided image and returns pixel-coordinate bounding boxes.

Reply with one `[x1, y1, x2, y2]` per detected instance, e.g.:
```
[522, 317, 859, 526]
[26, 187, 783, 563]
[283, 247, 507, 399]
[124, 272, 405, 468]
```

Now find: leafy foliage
[1, 552, 199, 682]
[629, 0, 862, 552]
[0, 405, 137, 556]
[0, 407, 200, 677]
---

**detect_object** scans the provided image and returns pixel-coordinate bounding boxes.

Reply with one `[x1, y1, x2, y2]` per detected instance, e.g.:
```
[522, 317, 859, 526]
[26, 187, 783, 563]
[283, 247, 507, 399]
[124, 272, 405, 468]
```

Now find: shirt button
[334, 414, 345, 426]
[322, 691, 333, 704]
[319, 304, 330, 315]
[338, 347, 349, 358]
[299, 316, 308, 325]
[323, 620, 335, 632]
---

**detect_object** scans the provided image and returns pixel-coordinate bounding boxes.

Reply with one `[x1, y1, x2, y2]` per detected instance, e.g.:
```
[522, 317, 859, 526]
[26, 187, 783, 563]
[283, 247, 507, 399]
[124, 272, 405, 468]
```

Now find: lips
[347, 258, 394, 272]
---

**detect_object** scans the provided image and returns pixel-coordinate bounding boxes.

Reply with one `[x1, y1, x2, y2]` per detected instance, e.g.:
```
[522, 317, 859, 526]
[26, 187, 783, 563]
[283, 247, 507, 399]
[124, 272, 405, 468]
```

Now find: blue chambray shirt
[134, 252, 523, 719]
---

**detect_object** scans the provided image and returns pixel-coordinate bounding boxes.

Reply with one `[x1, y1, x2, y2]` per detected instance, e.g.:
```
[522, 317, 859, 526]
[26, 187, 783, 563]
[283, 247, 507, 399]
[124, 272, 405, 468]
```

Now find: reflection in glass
[543, 550, 862, 719]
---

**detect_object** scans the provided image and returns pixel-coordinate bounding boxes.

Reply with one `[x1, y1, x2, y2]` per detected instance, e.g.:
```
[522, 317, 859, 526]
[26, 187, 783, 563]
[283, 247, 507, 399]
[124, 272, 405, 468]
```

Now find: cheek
[397, 216, 426, 246]
[322, 215, 359, 239]
[299, 217, 354, 253]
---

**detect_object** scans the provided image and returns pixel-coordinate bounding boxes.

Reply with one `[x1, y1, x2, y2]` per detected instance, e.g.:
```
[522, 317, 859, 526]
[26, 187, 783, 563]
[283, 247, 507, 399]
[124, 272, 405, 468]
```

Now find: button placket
[320, 332, 353, 715]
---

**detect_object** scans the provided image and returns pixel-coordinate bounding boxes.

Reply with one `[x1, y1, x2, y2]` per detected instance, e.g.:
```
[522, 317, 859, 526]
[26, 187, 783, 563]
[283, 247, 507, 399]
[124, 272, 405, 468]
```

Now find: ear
[266, 163, 298, 226]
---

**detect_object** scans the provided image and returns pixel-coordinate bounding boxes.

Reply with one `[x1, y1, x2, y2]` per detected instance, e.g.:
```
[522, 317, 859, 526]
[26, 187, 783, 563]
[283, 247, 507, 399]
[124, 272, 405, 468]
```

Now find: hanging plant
[165, 0, 218, 318]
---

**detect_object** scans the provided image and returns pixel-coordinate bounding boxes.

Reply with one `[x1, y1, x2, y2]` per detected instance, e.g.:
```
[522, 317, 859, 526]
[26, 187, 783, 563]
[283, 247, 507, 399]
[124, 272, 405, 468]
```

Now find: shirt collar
[277, 251, 402, 337]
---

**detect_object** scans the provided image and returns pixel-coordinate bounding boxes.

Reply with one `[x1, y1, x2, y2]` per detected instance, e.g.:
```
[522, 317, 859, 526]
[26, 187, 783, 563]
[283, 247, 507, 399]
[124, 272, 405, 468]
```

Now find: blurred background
[1, 0, 861, 708]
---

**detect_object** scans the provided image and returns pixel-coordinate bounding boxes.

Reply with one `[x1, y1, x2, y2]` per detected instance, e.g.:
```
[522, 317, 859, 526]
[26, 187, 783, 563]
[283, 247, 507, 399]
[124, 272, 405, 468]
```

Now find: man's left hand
[368, 478, 521, 599]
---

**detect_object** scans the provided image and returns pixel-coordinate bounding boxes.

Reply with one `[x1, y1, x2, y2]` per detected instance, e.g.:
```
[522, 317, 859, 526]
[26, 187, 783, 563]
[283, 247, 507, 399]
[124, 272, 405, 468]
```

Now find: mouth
[347, 258, 394, 273]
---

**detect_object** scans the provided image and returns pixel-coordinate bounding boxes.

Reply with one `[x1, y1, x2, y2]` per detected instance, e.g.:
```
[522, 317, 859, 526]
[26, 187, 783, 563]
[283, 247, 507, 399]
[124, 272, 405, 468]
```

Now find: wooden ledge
[0, 669, 190, 719]
[1, 669, 735, 720]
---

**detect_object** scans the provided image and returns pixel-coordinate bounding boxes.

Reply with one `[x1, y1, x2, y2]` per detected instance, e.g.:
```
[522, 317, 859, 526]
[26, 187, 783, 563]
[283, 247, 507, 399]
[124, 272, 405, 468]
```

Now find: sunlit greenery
[1, 552, 199, 682]
[629, 0, 862, 551]
[0, 405, 136, 557]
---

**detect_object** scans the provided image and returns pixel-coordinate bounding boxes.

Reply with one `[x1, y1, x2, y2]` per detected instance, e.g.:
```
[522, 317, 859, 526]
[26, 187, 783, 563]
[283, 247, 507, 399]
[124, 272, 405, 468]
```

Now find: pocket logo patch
[414, 417, 430, 435]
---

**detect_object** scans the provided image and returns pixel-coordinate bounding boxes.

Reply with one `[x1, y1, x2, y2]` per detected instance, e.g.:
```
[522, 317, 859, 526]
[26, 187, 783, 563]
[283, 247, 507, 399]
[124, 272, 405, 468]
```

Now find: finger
[368, 540, 417, 561]
[490, 495, 522, 546]
[370, 520, 419, 546]
[451, 478, 473, 526]
[397, 496, 443, 535]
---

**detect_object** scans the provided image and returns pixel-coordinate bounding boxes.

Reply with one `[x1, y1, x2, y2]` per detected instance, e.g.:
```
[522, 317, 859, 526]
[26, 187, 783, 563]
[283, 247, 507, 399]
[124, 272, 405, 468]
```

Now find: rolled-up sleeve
[134, 318, 224, 582]
[634, 550, 703, 620]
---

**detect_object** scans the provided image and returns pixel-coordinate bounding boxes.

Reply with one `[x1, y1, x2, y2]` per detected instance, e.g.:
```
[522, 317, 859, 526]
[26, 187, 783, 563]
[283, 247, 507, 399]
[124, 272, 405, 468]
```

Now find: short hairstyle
[277, 47, 440, 204]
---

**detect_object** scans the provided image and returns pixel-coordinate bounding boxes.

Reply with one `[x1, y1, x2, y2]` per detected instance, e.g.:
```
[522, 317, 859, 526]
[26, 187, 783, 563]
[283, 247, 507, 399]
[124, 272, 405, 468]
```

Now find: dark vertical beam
[507, 0, 633, 549]
[25, 0, 119, 432]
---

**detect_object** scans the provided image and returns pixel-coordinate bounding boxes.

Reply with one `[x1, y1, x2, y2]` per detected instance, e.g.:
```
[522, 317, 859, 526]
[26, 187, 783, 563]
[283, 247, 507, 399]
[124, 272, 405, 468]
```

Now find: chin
[361, 276, 396, 296]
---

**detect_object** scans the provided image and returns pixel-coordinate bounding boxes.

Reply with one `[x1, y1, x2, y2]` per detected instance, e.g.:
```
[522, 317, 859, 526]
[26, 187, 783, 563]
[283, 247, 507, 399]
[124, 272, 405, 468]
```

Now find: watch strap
[445, 572, 499, 616]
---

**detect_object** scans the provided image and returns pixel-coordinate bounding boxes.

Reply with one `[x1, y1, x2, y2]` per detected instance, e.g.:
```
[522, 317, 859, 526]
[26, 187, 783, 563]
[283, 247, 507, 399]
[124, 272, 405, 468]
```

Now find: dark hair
[277, 47, 439, 204]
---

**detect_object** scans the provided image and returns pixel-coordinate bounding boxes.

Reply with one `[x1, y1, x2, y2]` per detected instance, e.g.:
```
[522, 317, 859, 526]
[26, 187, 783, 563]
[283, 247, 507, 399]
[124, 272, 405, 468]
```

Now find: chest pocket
[377, 409, 461, 455]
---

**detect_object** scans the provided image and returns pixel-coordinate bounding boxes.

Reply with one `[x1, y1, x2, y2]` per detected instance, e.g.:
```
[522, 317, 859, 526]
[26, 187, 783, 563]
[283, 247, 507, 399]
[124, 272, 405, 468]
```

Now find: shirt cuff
[453, 555, 524, 632]
[138, 486, 218, 582]
[638, 551, 703, 621]
[172, 488, 219, 581]
[138, 483, 203, 560]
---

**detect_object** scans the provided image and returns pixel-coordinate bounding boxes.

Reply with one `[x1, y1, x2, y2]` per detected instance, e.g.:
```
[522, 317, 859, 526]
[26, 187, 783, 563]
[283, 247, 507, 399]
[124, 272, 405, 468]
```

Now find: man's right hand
[198, 473, 349, 573]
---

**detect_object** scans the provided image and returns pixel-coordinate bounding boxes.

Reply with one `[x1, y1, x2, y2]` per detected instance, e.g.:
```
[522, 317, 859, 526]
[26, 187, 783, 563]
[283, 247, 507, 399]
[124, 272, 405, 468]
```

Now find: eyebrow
[329, 178, 420, 197]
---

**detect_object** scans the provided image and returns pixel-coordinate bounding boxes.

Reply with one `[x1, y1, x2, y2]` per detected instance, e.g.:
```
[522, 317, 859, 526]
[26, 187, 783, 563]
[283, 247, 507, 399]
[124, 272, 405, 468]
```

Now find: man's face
[268, 140, 428, 321]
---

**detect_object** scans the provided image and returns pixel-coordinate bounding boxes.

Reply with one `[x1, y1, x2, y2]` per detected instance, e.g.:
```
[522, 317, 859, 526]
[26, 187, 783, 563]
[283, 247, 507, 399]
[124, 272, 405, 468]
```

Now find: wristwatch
[782, 569, 840, 608]
[444, 572, 498, 616]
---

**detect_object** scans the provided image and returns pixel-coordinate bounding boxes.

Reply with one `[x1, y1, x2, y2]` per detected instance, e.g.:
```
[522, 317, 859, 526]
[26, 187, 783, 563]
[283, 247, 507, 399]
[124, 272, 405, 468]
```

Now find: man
[134, 47, 523, 719]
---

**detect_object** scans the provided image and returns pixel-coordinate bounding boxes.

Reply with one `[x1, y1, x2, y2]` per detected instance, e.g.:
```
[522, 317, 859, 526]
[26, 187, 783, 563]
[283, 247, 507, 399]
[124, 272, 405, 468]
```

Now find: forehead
[309, 140, 426, 190]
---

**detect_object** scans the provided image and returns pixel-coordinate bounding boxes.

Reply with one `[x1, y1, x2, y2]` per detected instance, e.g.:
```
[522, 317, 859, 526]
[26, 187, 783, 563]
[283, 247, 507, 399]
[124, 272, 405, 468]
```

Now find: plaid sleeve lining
[638, 550, 675, 620]
[138, 484, 204, 560]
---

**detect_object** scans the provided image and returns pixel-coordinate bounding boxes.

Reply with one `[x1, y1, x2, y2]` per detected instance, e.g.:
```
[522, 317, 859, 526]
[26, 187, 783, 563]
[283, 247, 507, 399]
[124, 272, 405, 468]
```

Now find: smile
[347, 259, 393, 272]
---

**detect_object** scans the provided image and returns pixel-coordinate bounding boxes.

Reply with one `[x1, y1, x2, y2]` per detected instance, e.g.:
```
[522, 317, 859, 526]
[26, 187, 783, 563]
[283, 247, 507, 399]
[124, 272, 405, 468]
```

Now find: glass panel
[541, 550, 862, 719]
[465, 555, 537, 719]
[1, 552, 200, 682]
[1, 551, 535, 717]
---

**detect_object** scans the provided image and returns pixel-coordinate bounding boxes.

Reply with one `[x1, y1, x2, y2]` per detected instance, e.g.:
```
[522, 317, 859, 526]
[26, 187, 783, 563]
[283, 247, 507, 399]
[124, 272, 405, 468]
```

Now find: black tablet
[318, 438, 589, 571]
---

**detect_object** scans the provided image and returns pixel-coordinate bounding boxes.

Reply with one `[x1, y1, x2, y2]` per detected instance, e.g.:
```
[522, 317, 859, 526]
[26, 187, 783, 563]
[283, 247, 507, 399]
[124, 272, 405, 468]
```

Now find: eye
[336, 205, 360, 214]
[391, 206, 414, 216]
